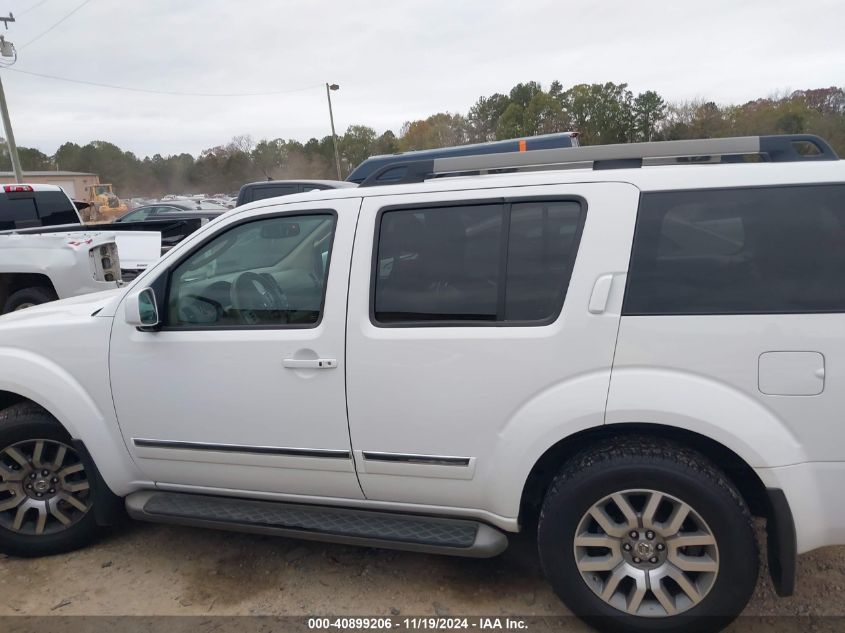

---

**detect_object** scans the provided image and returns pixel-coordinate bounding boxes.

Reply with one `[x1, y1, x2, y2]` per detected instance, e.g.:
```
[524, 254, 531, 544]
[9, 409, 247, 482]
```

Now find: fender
[0, 347, 143, 495]
[605, 367, 807, 468]
[484, 369, 613, 520]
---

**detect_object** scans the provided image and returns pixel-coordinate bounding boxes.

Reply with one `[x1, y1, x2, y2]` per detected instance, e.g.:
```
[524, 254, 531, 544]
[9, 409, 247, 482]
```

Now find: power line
[18, 0, 93, 50]
[17, 0, 51, 18]
[6, 66, 326, 97]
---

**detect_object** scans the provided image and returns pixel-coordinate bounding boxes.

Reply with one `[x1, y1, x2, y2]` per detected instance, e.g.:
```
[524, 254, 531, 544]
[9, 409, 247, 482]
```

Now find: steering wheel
[231, 272, 290, 325]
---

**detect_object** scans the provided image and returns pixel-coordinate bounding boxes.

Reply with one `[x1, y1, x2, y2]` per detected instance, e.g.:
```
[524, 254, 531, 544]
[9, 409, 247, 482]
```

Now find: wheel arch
[519, 422, 796, 596]
[0, 350, 142, 496]
[519, 423, 770, 528]
[0, 272, 57, 310]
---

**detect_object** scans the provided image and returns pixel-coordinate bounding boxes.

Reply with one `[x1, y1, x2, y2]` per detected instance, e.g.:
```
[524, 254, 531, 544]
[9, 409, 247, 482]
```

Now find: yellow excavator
[86, 184, 128, 222]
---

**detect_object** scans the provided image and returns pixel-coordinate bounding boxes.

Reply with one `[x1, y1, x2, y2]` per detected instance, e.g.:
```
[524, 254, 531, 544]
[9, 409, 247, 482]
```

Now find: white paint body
[0, 162, 843, 555]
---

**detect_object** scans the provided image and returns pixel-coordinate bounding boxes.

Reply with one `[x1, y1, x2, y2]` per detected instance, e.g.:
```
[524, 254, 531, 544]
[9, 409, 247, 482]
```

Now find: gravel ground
[0, 520, 843, 630]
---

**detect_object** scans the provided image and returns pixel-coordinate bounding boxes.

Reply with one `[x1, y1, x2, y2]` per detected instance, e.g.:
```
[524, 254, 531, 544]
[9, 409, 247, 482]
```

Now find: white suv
[0, 135, 843, 632]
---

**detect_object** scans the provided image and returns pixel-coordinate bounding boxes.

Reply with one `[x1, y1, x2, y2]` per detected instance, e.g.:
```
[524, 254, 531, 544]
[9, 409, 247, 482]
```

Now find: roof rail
[358, 134, 839, 187]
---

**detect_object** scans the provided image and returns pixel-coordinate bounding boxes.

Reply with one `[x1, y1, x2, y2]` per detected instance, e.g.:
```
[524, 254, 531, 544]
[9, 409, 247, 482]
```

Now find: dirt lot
[0, 520, 843, 628]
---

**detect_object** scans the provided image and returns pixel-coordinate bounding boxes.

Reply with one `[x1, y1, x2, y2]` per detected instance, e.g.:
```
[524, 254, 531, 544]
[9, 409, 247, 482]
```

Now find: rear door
[345, 183, 640, 514]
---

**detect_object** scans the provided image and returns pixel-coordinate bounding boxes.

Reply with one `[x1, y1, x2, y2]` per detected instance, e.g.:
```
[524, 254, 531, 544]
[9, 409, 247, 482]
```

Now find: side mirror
[124, 287, 160, 328]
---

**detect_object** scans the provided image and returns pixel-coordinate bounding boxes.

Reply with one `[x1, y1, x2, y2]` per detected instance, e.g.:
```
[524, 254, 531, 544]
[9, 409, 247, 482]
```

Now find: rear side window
[625, 185, 845, 315]
[0, 196, 39, 230]
[373, 199, 586, 325]
[33, 191, 78, 226]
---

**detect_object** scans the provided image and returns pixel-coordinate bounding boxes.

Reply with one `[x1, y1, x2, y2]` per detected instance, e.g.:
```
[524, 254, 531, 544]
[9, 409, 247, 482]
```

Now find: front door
[110, 197, 363, 499]
[345, 183, 640, 518]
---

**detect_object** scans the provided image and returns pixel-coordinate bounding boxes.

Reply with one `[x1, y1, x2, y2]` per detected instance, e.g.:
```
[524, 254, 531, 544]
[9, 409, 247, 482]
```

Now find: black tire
[3, 286, 58, 314]
[537, 436, 758, 633]
[0, 403, 101, 557]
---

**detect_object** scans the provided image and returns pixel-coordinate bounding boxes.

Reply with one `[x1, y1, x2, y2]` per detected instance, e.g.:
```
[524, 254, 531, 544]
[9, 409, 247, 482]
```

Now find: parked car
[114, 201, 226, 223]
[235, 179, 356, 207]
[0, 135, 843, 632]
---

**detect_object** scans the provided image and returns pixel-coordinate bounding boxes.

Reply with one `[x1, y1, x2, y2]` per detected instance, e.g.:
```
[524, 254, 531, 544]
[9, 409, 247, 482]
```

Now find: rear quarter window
[624, 184, 845, 315]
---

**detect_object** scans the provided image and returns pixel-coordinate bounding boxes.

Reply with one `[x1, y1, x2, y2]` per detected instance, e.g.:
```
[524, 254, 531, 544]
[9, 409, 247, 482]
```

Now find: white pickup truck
[0, 184, 161, 313]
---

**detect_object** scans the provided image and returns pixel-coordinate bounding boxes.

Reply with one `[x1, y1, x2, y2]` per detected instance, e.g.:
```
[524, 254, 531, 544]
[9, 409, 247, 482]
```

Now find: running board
[125, 491, 508, 558]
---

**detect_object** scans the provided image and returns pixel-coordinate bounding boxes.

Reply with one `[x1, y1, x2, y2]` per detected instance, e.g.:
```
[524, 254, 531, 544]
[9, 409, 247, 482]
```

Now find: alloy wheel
[574, 488, 719, 617]
[0, 439, 91, 535]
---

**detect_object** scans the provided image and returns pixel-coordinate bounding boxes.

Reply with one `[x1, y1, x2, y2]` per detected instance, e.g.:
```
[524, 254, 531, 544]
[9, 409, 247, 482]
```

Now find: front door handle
[283, 358, 337, 369]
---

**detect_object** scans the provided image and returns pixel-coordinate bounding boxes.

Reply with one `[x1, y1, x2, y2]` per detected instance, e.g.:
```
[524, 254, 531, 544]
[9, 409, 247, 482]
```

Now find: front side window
[166, 213, 336, 328]
[374, 199, 585, 325]
[625, 185, 845, 315]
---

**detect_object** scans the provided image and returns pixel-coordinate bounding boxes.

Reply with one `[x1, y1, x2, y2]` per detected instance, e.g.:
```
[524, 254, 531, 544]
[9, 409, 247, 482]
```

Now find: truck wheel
[0, 403, 101, 557]
[3, 286, 58, 313]
[537, 437, 758, 633]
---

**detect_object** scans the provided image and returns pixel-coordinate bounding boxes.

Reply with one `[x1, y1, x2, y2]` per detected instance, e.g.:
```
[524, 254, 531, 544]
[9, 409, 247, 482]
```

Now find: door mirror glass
[125, 287, 160, 327]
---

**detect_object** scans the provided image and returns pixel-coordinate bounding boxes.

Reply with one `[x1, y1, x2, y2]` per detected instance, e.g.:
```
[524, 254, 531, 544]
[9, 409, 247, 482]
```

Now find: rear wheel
[537, 437, 758, 633]
[0, 403, 101, 557]
[3, 286, 58, 313]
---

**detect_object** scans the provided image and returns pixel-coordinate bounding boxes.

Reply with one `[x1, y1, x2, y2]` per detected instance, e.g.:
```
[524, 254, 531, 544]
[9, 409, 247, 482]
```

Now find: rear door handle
[283, 358, 337, 369]
[588, 274, 615, 314]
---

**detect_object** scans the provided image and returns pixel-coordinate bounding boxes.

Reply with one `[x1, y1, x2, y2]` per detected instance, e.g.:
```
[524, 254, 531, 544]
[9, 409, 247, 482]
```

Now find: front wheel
[0, 403, 101, 557]
[537, 437, 759, 633]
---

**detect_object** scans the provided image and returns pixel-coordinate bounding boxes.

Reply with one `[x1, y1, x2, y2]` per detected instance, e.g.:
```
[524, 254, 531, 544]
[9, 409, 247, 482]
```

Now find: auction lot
[0, 522, 842, 625]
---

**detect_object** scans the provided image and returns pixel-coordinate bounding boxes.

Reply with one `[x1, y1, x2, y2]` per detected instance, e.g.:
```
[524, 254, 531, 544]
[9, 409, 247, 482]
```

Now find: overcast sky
[3, 0, 844, 157]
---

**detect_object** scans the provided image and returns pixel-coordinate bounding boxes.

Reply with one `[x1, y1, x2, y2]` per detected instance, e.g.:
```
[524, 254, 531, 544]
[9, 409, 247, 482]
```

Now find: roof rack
[358, 134, 839, 187]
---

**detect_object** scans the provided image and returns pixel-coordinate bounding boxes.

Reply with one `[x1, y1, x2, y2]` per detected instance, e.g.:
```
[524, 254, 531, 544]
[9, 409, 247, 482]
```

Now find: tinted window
[374, 199, 585, 324]
[0, 196, 39, 230]
[34, 191, 78, 226]
[248, 186, 297, 203]
[625, 185, 845, 315]
[167, 213, 335, 328]
[506, 201, 585, 320]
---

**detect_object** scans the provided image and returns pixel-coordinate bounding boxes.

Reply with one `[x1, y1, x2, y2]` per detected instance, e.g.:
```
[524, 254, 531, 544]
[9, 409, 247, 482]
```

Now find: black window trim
[149, 207, 339, 332]
[369, 195, 588, 328]
[622, 182, 845, 317]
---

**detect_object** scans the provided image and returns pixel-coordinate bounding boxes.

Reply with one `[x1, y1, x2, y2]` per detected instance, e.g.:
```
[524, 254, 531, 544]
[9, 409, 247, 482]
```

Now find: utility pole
[0, 13, 21, 183]
[326, 82, 342, 180]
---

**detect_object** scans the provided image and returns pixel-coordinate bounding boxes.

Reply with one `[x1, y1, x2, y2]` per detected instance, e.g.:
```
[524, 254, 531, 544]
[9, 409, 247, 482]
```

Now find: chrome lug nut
[632, 556, 641, 564]
[36, 492, 43, 497]
[649, 556, 659, 564]
[645, 530, 655, 540]
[41, 470, 49, 476]
[51, 477, 58, 483]
[656, 543, 665, 551]
[629, 530, 639, 539]
[26, 483, 32, 489]
[623, 543, 632, 551]
[49, 488, 55, 494]
[29, 473, 36, 479]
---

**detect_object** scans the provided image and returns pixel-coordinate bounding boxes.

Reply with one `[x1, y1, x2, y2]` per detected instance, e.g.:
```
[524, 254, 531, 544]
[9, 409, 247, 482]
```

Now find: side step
[125, 491, 508, 558]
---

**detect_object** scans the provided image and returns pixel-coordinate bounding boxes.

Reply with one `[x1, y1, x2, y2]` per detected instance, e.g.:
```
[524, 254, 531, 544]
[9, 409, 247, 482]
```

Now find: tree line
[2, 82, 844, 197]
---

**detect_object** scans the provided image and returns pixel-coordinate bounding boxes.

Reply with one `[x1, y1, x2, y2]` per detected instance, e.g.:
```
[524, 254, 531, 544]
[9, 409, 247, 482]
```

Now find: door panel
[109, 197, 363, 499]
[345, 183, 640, 514]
